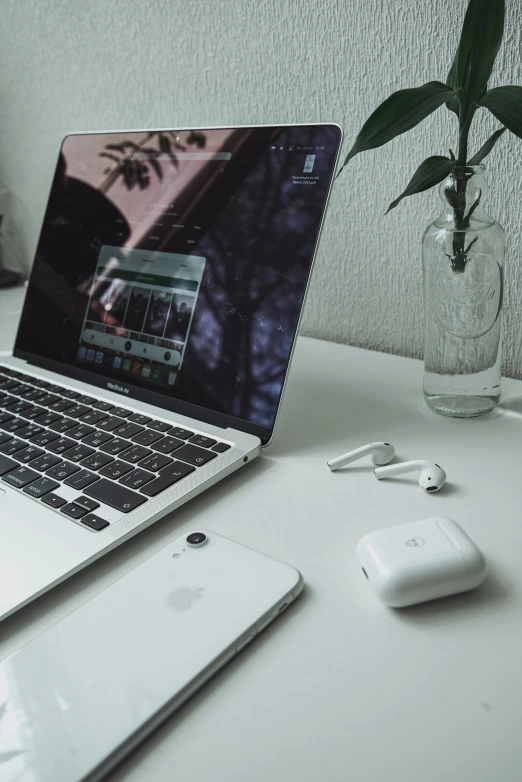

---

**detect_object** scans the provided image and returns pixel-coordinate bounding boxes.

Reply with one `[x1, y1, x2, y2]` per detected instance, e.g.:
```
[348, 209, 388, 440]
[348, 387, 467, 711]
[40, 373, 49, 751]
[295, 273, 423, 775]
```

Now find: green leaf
[446, 0, 505, 113]
[386, 156, 455, 214]
[464, 0, 505, 106]
[479, 87, 522, 140]
[337, 82, 457, 176]
[467, 126, 507, 164]
[446, 0, 475, 114]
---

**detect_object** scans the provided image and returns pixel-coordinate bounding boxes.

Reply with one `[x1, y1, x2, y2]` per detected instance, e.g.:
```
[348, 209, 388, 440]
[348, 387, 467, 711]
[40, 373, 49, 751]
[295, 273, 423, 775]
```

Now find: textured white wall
[1, 0, 522, 374]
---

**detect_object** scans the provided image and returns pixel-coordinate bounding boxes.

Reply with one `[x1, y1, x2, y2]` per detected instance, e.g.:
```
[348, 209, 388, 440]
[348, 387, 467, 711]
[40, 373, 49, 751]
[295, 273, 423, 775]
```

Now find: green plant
[338, 0, 522, 272]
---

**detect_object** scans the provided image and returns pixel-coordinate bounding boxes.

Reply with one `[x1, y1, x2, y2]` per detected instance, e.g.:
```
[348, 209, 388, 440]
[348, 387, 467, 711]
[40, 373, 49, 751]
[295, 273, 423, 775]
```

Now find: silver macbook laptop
[0, 123, 342, 621]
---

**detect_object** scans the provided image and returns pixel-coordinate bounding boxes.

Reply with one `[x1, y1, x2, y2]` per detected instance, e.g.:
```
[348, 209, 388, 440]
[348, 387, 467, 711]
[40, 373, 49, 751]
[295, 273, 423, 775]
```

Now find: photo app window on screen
[15, 126, 341, 432]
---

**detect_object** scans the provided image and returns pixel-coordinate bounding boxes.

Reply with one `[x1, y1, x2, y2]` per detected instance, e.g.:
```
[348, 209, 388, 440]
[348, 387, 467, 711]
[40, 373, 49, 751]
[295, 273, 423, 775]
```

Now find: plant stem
[457, 91, 473, 166]
[448, 91, 474, 273]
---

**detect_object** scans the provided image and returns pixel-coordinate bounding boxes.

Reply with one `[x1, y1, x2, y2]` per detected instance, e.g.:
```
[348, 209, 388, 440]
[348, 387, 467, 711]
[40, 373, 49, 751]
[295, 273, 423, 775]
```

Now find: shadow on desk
[394, 565, 509, 628]
[498, 395, 522, 418]
[273, 366, 519, 457]
[272, 376, 416, 457]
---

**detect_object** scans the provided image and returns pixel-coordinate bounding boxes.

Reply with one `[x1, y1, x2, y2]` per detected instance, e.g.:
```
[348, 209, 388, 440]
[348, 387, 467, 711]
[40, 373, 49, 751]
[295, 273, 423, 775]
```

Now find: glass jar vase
[422, 165, 505, 417]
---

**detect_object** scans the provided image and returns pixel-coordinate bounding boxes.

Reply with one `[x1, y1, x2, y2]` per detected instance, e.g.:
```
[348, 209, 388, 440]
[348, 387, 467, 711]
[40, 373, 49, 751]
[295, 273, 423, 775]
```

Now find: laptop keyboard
[0, 366, 232, 532]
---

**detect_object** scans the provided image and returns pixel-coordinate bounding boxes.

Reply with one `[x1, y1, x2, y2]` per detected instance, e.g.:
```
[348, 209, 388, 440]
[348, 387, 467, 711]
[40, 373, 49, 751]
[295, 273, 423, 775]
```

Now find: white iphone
[0, 531, 303, 782]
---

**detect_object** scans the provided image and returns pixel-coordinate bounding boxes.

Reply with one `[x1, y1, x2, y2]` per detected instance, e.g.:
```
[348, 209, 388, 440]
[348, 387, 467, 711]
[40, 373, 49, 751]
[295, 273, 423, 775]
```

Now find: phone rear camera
[186, 532, 207, 546]
[164, 351, 172, 361]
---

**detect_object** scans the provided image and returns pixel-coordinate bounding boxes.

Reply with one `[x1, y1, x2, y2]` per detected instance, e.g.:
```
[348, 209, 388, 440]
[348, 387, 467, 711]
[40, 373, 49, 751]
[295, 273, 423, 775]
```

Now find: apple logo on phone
[168, 587, 204, 611]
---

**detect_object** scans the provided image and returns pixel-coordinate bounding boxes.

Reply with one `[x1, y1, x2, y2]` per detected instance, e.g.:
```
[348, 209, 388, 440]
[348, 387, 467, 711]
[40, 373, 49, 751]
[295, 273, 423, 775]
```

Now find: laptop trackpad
[0, 486, 107, 620]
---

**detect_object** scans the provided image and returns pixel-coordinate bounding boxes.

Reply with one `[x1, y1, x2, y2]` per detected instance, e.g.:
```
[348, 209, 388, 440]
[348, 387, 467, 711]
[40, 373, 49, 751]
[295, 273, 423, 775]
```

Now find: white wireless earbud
[327, 442, 395, 472]
[374, 460, 447, 492]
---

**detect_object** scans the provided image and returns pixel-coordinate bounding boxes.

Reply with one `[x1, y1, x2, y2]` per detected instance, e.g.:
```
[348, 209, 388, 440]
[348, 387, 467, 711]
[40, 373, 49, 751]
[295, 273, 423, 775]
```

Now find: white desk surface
[1, 285, 522, 782]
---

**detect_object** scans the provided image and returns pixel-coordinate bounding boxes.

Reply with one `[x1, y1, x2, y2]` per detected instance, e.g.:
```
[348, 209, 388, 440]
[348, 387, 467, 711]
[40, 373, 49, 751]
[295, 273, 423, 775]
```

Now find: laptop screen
[14, 125, 342, 442]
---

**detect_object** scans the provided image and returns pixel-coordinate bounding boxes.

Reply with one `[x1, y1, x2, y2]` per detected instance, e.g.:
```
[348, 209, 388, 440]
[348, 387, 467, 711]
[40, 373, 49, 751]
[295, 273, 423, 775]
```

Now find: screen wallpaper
[15, 125, 341, 434]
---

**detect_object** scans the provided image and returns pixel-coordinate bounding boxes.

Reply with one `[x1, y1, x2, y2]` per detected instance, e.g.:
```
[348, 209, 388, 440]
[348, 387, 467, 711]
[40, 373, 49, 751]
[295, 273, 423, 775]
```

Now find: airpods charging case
[356, 517, 487, 607]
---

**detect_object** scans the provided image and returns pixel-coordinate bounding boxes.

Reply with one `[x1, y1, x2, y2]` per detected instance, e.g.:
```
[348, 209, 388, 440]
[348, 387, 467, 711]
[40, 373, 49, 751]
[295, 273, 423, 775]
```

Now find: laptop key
[37, 394, 60, 407]
[174, 444, 218, 467]
[67, 424, 96, 440]
[49, 399, 77, 413]
[23, 477, 60, 498]
[151, 436, 183, 454]
[74, 496, 100, 512]
[0, 455, 19, 475]
[0, 412, 14, 426]
[169, 427, 193, 440]
[2, 466, 40, 488]
[2, 418, 27, 433]
[80, 411, 109, 426]
[63, 469, 100, 490]
[30, 453, 62, 472]
[40, 492, 67, 508]
[46, 461, 79, 480]
[138, 453, 172, 472]
[91, 401, 114, 412]
[14, 446, 45, 463]
[119, 468, 155, 489]
[61, 503, 88, 519]
[212, 442, 232, 453]
[4, 400, 32, 415]
[131, 429, 163, 447]
[140, 461, 196, 497]
[33, 411, 61, 426]
[84, 479, 147, 513]
[31, 430, 60, 447]
[19, 388, 47, 402]
[76, 395, 95, 405]
[17, 422, 43, 437]
[47, 437, 76, 454]
[0, 432, 13, 445]
[111, 407, 133, 418]
[20, 406, 46, 420]
[189, 435, 217, 448]
[99, 460, 133, 479]
[50, 418, 78, 433]
[96, 416, 124, 432]
[60, 389, 80, 400]
[146, 420, 172, 433]
[5, 383, 25, 394]
[112, 422, 144, 439]
[66, 404, 91, 419]
[80, 452, 114, 471]
[81, 514, 110, 531]
[82, 431, 114, 447]
[63, 444, 95, 463]
[120, 445, 151, 464]
[128, 413, 151, 425]
[0, 438, 26, 456]
[99, 437, 129, 455]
